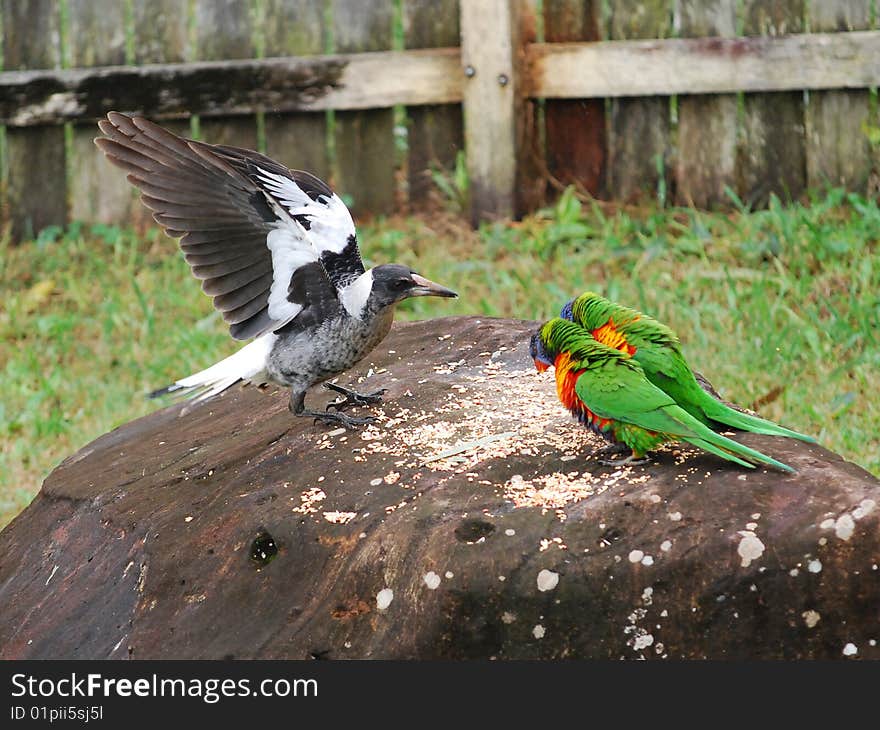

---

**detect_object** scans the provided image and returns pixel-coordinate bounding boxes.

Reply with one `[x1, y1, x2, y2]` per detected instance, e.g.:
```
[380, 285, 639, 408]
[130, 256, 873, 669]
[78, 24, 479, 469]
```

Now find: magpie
[95, 112, 457, 428]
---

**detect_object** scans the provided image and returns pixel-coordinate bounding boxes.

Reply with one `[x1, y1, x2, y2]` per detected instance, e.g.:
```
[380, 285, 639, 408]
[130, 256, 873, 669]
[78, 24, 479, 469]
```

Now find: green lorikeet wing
[567, 292, 815, 443]
[570, 350, 794, 472]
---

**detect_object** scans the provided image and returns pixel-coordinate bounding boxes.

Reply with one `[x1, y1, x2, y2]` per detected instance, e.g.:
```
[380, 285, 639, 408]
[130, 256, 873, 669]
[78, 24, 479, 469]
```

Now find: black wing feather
[94, 111, 348, 341]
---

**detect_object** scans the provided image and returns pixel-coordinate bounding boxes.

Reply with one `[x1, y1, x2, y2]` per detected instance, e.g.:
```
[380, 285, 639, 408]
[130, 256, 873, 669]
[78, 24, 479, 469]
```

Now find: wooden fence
[1, 0, 879, 240]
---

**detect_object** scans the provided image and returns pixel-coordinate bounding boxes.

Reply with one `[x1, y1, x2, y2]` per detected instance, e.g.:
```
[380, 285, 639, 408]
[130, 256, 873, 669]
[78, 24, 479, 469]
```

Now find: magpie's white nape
[95, 112, 457, 429]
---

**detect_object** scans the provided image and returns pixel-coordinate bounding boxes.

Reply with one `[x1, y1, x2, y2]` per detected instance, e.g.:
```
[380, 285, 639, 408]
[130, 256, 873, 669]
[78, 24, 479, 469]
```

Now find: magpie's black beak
[409, 274, 458, 298]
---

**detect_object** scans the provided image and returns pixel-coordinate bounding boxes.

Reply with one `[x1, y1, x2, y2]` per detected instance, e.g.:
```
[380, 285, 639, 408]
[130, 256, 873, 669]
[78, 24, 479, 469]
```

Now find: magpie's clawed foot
[324, 383, 387, 411]
[299, 409, 376, 430]
[598, 453, 652, 468]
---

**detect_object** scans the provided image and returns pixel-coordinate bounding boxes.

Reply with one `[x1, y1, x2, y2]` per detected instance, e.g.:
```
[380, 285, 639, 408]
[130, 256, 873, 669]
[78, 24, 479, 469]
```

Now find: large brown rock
[0, 317, 878, 659]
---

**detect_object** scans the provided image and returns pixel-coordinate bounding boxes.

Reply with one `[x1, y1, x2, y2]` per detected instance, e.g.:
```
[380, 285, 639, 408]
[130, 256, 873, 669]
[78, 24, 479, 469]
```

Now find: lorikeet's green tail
[652, 403, 796, 473]
[685, 388, 816, 443]
[609, 386, 796, 473]
[561, 291, 816, 444]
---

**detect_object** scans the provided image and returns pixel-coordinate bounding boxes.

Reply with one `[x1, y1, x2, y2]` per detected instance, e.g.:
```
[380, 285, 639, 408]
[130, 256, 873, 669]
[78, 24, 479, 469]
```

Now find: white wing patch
[308, 194, 356, 255]
[254, 167, 362, 326]
[256, 167, 313, 210]
[255, 167, 355, 255]
[265, 228, 313, 322]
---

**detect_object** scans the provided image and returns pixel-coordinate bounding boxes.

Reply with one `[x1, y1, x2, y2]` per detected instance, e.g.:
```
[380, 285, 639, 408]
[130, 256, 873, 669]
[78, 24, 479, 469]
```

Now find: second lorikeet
[560, 292, 815, 443]
[530, 318, 795, 472]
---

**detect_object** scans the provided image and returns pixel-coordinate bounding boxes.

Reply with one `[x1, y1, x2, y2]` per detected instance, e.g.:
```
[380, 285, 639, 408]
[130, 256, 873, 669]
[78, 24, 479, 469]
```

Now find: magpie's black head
[369, 264, 458, 308]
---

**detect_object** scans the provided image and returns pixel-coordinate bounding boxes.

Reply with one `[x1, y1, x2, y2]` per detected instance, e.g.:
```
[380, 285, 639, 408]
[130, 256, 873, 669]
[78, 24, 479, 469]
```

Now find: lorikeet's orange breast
[552, 352, 613, 432]
[591, 318, 637, 356]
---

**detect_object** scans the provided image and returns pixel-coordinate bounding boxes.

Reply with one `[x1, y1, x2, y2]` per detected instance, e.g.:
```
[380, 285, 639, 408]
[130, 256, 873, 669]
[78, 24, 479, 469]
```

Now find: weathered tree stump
[0, 317, 877, 659]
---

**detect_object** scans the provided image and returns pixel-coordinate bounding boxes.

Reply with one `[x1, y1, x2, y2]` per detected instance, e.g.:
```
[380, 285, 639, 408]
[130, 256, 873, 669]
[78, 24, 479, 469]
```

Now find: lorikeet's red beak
[534, 359, 549, 373]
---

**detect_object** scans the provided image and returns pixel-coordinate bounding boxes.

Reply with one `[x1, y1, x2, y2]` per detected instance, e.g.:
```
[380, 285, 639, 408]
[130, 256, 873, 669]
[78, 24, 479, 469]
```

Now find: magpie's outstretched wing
[94, 111, 364, 340]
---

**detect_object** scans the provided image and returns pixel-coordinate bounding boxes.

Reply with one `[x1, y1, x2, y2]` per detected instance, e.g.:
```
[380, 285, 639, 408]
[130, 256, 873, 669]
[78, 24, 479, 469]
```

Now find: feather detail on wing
[94, 111, 364, 340]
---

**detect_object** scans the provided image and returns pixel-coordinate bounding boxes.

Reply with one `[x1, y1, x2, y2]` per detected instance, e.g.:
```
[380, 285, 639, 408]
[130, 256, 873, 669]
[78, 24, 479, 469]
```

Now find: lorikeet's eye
[528, 333, 540, 360]
[529, 332, 554, 371]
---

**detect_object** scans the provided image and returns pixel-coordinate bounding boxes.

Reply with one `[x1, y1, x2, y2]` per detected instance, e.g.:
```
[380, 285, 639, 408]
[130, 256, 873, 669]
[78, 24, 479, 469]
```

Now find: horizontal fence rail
[0, 49, 464, 126]
[4, 32, 880, 127]
[528, 31, 880, 98]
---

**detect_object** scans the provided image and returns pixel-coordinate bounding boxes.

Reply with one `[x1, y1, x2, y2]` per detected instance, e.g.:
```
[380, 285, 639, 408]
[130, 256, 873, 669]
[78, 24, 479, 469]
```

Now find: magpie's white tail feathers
[149, 334, 277, 404]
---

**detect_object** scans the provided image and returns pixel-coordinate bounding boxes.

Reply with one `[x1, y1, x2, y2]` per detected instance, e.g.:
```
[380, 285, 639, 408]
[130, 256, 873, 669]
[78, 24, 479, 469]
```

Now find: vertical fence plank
[543, 0, 605, 198]
[3, 0, 66, 241]
[130, 0, 191, 230]
[333, 0, 396, 216]
[132, 0, 189, 67]
[67, 0, 129, 225]
[806, 1, 872, 191]
[460, 0, 519, 221]
[675, 1, 737, 207]
[195, 0, 258, 149]
[607, 1, 671, 204]
[739, 1, 806, 206]
[403, 0, 464, 209]
[514, 0, 544, 216]
[0, 8, 7, 229]
[131, 0, 189, 133]
[263, 0, 330, 181]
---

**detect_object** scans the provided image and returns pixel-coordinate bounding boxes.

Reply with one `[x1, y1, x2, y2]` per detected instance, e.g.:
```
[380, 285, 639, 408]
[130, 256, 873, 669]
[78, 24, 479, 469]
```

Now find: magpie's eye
[393, 278, 411, 290]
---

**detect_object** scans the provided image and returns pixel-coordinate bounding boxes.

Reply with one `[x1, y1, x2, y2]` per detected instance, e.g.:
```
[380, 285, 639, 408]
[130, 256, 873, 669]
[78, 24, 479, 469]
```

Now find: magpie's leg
[289, 388, 375, 430]
[289, 389, 306, 415]
[598, 450, 652, 468]
[323, 382, 387, 411]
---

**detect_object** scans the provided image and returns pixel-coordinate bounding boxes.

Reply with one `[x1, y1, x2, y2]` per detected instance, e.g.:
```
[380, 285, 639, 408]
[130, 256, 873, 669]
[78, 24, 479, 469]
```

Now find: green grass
[2, 188, 879, 529]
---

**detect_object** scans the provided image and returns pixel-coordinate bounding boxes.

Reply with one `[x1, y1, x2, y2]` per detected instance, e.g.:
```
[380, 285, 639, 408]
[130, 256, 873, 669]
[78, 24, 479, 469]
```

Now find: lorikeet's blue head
[559, 299, 575, 322]
[529, 329, 554, 372]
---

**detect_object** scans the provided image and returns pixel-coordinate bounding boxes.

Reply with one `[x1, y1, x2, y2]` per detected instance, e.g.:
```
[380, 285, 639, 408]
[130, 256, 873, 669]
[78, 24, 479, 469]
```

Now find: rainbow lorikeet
[560, 292, 815, 443]
[530, 318, 795, 472]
